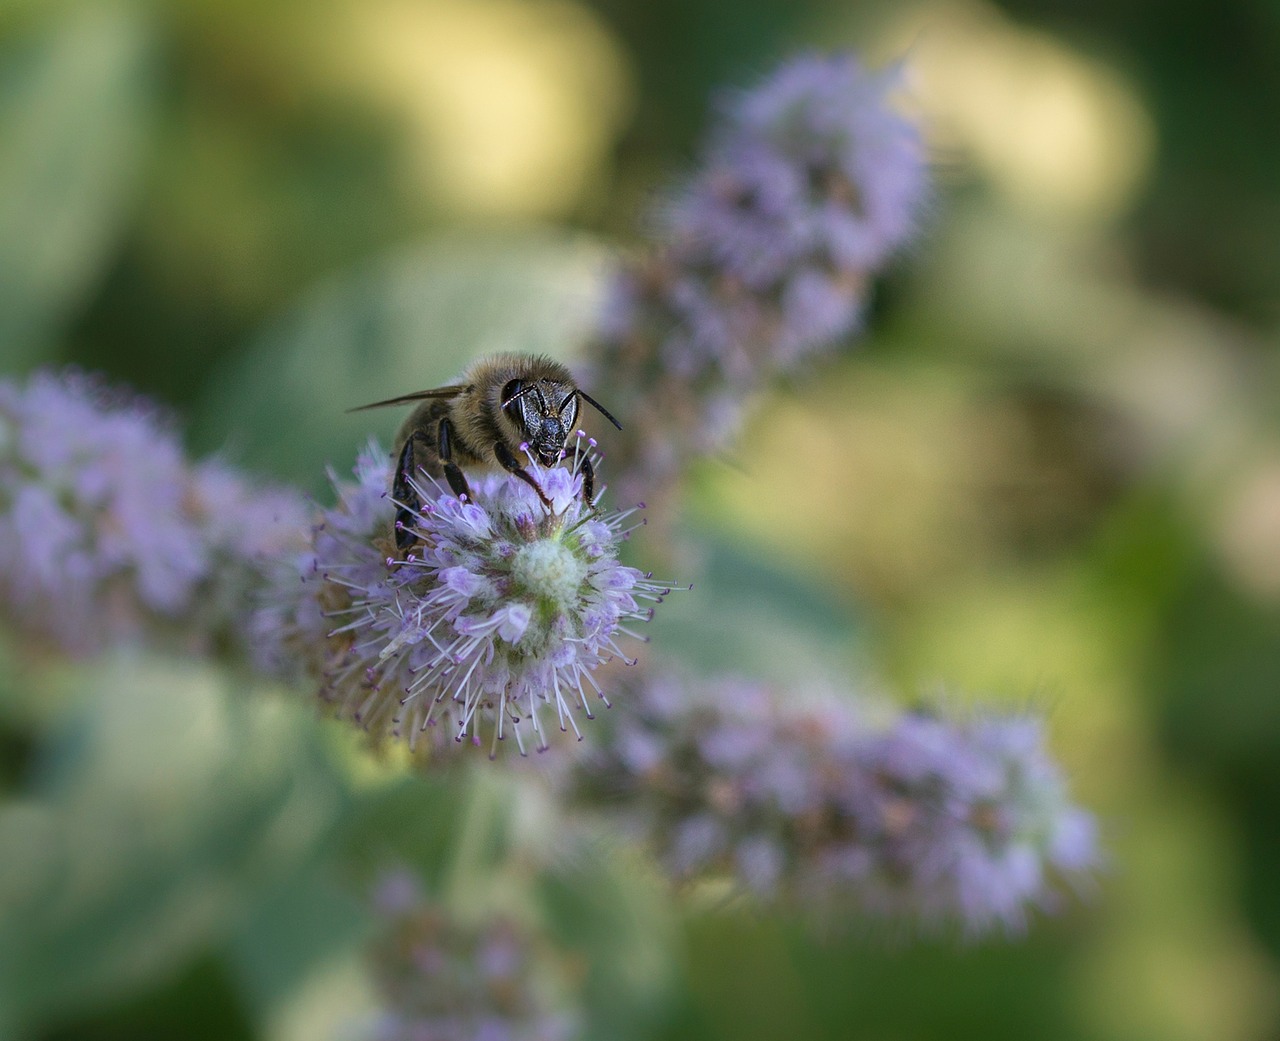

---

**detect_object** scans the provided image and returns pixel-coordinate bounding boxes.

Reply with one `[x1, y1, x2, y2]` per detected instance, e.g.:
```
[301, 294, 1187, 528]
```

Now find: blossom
[368, 869, 579, 1041]
[0, 369, 309, 655]
[255, 439, 673, 756]
[588, 53, 927, 499]
[837, 709, 1099, 933]
[654, 54, 924, 378]
[567, 672, 1097, 935]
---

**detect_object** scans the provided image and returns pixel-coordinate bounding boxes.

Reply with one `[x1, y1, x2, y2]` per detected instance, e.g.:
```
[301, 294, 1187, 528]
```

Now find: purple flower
[0, 369, 309, 655]
[255, 440, 675, 756]
[566, 672, 1097, 935]
[725, 54, 926, 270]
[588, 53, 927, 500]
[663, 53, 924, 373]
[843, 711, 1099, 933]
[368, 870, 579, 1041]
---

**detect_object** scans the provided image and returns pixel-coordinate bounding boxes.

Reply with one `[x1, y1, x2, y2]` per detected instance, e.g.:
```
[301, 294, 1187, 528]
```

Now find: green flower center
[511, 539, 587, 609]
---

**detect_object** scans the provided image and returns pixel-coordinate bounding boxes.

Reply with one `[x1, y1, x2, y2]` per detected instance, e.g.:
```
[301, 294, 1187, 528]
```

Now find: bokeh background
[2, 0, 1279, 1038]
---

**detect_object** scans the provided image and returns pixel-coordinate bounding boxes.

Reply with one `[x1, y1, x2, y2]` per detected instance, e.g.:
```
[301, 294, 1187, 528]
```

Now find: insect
[350, 352, 622, 551]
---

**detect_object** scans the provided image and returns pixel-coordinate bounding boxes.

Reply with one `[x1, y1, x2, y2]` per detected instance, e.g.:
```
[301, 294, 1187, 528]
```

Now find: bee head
[502, 379, 578, 466]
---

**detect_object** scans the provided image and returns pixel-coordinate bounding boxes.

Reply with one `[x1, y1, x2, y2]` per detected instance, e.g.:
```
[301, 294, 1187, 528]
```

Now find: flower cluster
[591, 54, 927, 498]
[849, 709, 1099, 931]
[255, 440, 673, 756]
[567, 672, 1096, 934]
[368, 870, 579, 1041]
[0, 34, 1105, 1038]
[0, 369, 309, 656]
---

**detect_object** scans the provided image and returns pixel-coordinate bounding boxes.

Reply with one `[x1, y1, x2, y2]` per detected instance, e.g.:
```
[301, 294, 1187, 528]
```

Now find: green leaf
[223, 867, 371, 1025]
[0, 3, 152, 362]
[193, 229, 609, 491]
[643, 530, 866, 686]
[0, 657, 350, 1035]
[540, 835, 678, 1041]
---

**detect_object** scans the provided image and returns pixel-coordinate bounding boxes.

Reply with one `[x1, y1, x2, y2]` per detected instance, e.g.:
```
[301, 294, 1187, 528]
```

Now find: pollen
[274, 443, 677, 756]
[511, 538, 588, 609]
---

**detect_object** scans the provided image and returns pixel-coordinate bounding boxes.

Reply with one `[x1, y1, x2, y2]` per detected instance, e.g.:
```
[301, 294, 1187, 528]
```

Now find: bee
[350, 352, 622, 551]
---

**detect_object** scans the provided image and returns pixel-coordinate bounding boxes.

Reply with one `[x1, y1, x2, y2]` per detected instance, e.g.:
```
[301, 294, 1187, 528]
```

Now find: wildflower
[0, 369, 308, 655]
[256, 440, 673, 756]
[656, 54, 924, 377]
[568, 672, 1096, 935]
[589, 53, 927, 498]
[837, 709, 1099, 934]
[368, 869, 579, 1041]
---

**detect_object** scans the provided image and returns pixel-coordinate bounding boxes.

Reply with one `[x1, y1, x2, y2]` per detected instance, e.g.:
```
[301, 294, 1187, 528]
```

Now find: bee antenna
[578, 389, 623, 431]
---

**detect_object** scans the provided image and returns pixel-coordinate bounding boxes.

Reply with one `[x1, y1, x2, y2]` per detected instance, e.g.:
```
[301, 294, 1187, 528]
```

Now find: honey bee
[350, 352, 622, 551]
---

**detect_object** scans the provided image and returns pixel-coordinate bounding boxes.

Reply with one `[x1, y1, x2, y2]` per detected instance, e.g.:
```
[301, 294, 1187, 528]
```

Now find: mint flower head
[591, 52, 928, 498]
[568, 673, 1096, 935]
[655, 53, 925, 377]
[368, 870, 579, 1041]
[257, 440, 673, 756]
[843, 710, 1099, 933]
[0, 369, 308, 655]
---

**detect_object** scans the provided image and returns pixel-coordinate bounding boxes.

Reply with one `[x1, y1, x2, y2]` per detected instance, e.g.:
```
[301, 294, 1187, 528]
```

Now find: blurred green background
[2, 0, 1279, 1038]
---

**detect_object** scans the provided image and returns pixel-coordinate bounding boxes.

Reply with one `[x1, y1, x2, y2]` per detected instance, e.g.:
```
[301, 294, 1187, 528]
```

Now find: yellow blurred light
[696, 369, 989, 603]
[886, 0, 1154, 220]
[267, 953, 380, 1041]
[1215, 459, 1280, 601]
[323, 0, 632, 216]
[324, 716, 423, 788]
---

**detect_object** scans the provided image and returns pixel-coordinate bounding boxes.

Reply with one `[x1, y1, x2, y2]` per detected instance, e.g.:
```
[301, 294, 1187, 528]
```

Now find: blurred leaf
[663, 912, 1087, 1041]
[0, 3, 152, 364]
[0, 633, 35, 794]
[224, 867, 371, 1026]
[332, 772, 470, 888]
[192, 229, 609, 490]
[642, 530, 865, 688]
[541, 835, 679, 1041]
[1155, 567, 1280, 960]
[1158, 570, 1280, 768]
[0, 658, 350, 1036]
[37, 955, 256, 1041]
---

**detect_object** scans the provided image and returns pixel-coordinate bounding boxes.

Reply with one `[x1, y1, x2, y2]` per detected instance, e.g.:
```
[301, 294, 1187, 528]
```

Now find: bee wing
[346, 385, 469, 413]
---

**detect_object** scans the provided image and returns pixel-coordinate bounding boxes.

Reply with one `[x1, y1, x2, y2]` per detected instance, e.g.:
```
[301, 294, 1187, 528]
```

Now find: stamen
[290, 439, 678, 756]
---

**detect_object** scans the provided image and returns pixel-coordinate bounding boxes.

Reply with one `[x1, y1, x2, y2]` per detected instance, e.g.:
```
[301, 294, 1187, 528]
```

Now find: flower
[588, 53, 927, 500]
[567, 672, 1097, 935]
[720, 53, 926, 274]
[0, 369, 309, 655]
[256, 439, 674, 756]
[368, 869, 579, 1041]
[839, 709, 1099, 934]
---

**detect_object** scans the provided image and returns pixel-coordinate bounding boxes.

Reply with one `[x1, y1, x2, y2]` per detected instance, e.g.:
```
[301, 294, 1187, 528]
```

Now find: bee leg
[492, 440, 552, 507]
[578, 453, 597, 507]
[438, 417, 473, 503]
[393, 432, 432, 551]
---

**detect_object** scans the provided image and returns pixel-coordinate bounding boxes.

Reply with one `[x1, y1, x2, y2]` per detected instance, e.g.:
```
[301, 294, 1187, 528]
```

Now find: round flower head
[260, 439, 674, 757]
